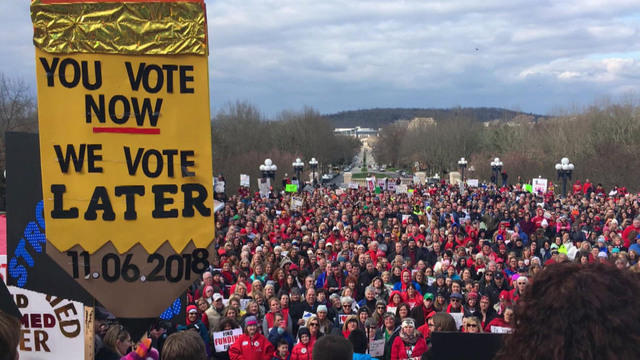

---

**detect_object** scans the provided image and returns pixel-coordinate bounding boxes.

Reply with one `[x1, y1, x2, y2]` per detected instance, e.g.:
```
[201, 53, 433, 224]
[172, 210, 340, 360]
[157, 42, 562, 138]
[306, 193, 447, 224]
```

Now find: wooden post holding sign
[31, 0, 215, 318]
[84, 306, 95, 360]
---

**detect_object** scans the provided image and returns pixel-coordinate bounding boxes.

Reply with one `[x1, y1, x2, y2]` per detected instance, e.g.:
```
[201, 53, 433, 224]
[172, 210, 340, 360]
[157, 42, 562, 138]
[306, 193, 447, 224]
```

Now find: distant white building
[334, 126, 379, 138]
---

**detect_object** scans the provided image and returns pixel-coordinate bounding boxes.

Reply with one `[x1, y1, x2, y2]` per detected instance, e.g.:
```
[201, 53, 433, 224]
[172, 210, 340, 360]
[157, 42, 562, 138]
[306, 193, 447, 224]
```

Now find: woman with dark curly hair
[495, 263, 640, 360]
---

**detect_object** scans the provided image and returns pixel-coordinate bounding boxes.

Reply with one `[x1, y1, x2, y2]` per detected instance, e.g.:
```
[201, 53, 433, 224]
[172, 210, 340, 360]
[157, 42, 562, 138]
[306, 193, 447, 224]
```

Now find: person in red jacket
[484, 307, 514, 334]
[572, 180, 582, 195]
[291, 327, 313, 360]
[390, 318, 427, 360]
[401, 283, 422, 309]
[272, 339, 291, 360]
[621, 217, 640, 249]
[230, 316, 275, 360]
[582, 179, 593, 194]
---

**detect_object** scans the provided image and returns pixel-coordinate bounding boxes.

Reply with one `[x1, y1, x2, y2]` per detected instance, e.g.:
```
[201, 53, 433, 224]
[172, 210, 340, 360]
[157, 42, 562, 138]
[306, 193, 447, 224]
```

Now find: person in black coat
[478, 294, 497, 330]
[410, 293, 436, 328]
[357, 262, 380, 300]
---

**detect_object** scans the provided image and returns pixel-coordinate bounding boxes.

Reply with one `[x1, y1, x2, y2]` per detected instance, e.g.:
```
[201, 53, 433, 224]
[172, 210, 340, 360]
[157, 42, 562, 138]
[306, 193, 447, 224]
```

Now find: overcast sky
[2, 0, 639, 116]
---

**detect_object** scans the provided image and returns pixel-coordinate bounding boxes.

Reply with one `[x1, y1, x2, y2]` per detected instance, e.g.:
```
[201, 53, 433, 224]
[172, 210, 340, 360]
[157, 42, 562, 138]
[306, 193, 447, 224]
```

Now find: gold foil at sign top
[31, 0, 207, 55]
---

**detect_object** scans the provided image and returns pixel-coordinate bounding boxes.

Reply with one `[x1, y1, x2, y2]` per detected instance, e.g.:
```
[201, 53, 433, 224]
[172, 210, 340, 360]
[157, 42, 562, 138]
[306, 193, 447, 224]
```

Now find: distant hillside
[323, 107, 546, 128]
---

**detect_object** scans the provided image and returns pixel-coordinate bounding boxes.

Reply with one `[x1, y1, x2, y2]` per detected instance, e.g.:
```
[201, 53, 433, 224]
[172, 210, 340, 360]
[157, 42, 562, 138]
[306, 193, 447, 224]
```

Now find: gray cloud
[2, 1, 639, 116]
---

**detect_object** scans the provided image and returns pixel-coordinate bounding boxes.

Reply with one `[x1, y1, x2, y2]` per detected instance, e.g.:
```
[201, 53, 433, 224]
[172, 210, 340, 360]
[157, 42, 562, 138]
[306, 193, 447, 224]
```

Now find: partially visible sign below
[9, 286, 84, 359]
[490, 326, 513, 334]
[369, 339, 385, 357]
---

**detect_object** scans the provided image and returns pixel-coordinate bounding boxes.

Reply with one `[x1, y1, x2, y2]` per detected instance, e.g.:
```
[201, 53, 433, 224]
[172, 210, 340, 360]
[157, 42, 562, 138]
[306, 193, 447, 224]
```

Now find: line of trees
[3, 70, 638, 192]
[211, 101, 361, 191]
[372, 100, 640, 190]
[0, 72, 360, 194]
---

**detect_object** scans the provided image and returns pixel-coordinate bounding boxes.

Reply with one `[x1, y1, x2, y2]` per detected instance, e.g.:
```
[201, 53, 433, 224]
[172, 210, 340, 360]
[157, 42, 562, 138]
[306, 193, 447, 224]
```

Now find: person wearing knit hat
[464, 292, 480, 317]
[391, 318, 427, 360]
[291, 327, 313, 360]
[229, 315, 275, 360]
[598, 251, 609, 263]
[176, 305, 210, 355]
[314, 305, 335, 337]
[297, 326, 311, 340]
[245, 315, 258, 327]
[362, 317, 383, 348]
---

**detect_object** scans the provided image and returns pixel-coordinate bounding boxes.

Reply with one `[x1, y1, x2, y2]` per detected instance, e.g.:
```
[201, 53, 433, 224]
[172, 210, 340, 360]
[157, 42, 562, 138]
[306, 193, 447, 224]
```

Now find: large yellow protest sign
[33, 0, 214, 255]
[31, 0, 215, 317]
[36, 51, 214, 254]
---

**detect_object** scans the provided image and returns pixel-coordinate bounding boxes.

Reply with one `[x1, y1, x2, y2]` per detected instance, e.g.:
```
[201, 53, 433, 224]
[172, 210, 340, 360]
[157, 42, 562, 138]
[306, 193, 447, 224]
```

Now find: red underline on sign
[93, 127, 160, 135]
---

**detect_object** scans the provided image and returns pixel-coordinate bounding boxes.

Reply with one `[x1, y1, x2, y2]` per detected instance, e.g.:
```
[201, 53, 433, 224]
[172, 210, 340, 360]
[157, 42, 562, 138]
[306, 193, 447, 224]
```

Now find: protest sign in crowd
[94, 179, 640, 360]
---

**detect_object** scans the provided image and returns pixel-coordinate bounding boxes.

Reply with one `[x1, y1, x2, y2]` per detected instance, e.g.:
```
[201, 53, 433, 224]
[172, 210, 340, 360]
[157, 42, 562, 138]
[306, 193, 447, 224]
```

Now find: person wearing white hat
[390, 318, 427, 360]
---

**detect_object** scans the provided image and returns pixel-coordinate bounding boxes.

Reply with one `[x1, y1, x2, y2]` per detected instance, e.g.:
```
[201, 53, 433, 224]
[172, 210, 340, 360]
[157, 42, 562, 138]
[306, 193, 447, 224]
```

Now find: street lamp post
[490, 157, 503, 185]
[292, 158, 304, 192]
[309, 157, 318, 186]
[555, 157, 574, 197]
[259, 158, 277, 190]
[457, 157, 468, 191]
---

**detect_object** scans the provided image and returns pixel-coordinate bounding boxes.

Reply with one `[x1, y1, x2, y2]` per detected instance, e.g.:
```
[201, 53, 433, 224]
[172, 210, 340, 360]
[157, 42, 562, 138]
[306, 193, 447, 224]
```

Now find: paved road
[327, 142, 410, 185]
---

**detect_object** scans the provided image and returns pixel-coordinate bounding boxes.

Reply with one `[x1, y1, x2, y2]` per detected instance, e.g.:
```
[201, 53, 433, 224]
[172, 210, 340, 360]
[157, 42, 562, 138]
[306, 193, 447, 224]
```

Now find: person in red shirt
[484, 307, 514, 333]
[621, 217, 640, 249]
[582, 179, 593, 194]
[272, 340, 291, 360]
[531, 208, 546, 230]
[230, 316, 275, 360]
[290, 327, 313, 360]
[572, 180, 582, 195]
[390, 318, 428, 360]
[401, 283, 423, 309]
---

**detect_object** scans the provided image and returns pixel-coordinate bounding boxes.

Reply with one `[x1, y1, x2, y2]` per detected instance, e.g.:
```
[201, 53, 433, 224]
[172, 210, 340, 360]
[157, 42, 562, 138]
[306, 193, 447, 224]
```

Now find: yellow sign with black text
[35, 50, 214, 254]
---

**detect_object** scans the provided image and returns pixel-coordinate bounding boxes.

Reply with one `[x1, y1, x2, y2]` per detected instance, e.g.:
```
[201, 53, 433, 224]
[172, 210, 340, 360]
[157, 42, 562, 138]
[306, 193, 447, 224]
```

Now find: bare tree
[211, 102, 359, 191]
[0, 73, 38, 171]
[371, 99, 640, 190]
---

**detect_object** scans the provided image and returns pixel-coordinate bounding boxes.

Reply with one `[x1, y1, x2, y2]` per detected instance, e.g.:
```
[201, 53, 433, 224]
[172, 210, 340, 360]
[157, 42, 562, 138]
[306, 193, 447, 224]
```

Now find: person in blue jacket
[393, 269, 421, 294]
[177, 305, 211, 357]
[268, 312, 295, 351]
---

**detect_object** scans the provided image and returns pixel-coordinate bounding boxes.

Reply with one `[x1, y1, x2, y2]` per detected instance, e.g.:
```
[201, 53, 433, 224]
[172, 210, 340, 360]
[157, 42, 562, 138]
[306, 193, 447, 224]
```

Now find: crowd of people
[93, 178, 640, 360]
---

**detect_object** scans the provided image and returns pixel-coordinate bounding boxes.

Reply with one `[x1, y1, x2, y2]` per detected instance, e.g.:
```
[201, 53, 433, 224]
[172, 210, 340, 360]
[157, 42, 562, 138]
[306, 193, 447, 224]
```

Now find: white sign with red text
[213, 328, 242, 352]
[9, 286, 84, 359]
